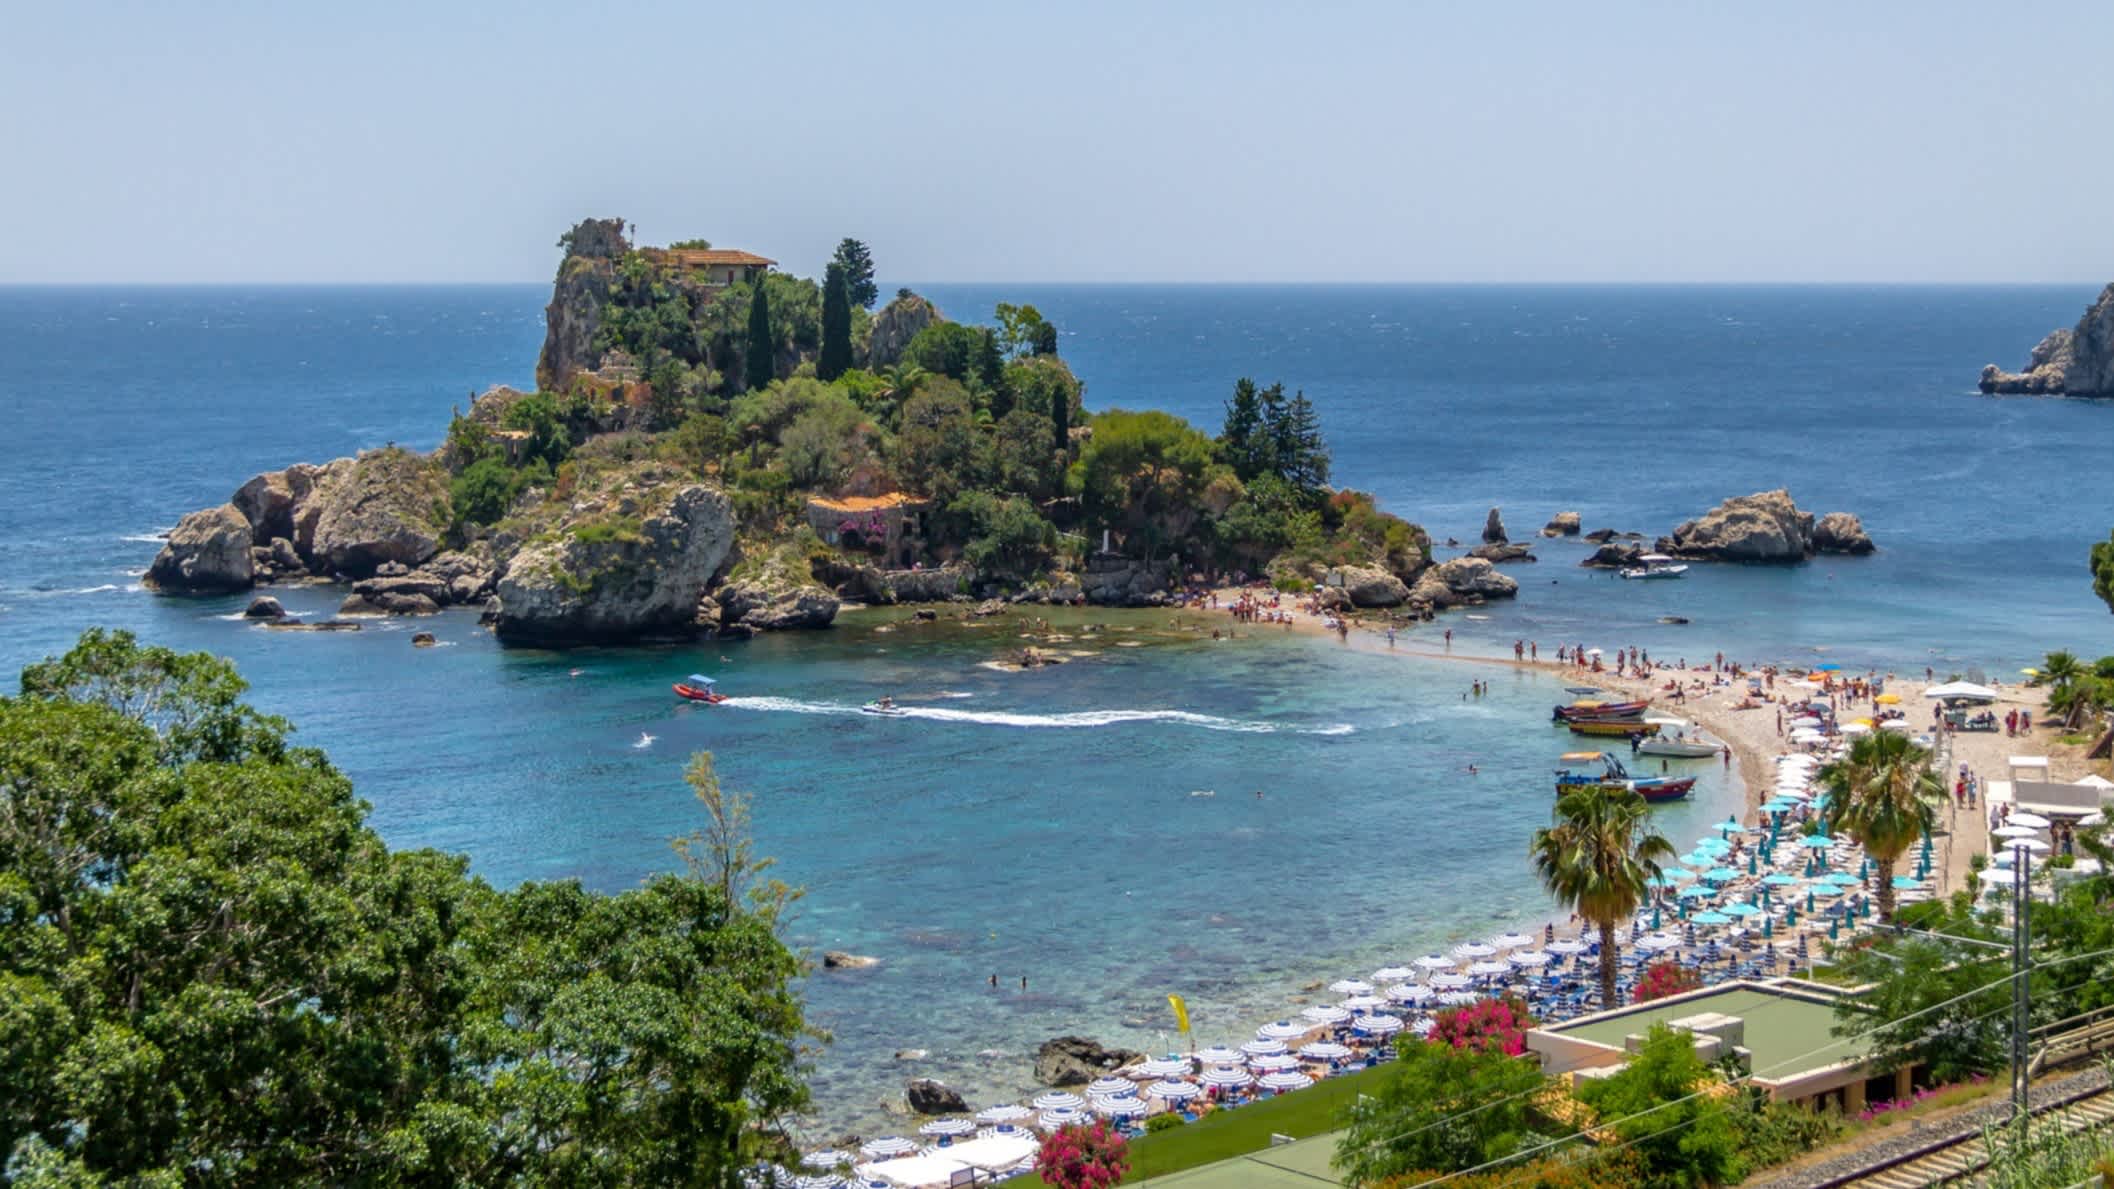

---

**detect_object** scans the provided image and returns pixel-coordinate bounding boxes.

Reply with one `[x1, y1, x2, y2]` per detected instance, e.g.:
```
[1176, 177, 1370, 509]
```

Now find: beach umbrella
[1691, 911, 1733, 925]
[1467, 960, 1511, 977]
[1437, 991, 1482, 1006]
[1764, 916, 1774, 939]
[1883, 720, 1915, 733]
[1086, 1076, 1135, 1097]
[1429, 972, 1472, 989]
[1454, 941, 1498, 959]
[1491, 931, 1534, 950]
[1693, 836, 1732, 852]
[1341, 994, 1385, 1011]
[1840, 723, 1872, 736]
[1256, 1020, 1307, 1042]
[1409, 1016, 1438, 1036]
[1039, 1106, 1087, 1129]
[1239, 1039, 1287, 1059]
[1993, 824, 2040, 840]
[1823, 871, 1861, 886]
[1371, 965, 1416, 982]
[1649, 906, 1663, 930]
[1635, 933, 1682, 951]
[1703, 867, 1739, 882]
[2011, 812, 2054, 830]
[1678, 884, 1715, 899]
[1259, 1071, 1315, 1092]
[1807, 883, 1842, 898]
[1329, 979, 1373, 995]
[2080, 812, 2106, 828]
[860, 1137, 918, 1158]
[1300, 1005, 1351, 1026]
[919, 1118, 974, 1137]
[1299, 1041, 1354, 1061]
[976, 1103, 1033, 1123]
[1547, 938, 1589, 955]
[1647, 874, 1682, 889]
[792, 1173, 846, 1189]
[1091, 1095, 1146, 1118]
[1801, 835, 1835, 850]
[1146, 1080, 1200, 1102]
[1509, 949, 1552, 967]
[1192, 1046, 1243, 1066]
[1198, 1066, 1253, 1089]
[1134, 1057, 1190, 1079]
[1789, 716, 1823, 730]
[1723, 903, 1762, 918]
[1355, 1014, 1404, 1034]
[1386, 983, 1434, 1004]
[1715, 816, 1744, 834]
[801, 1151, 855, 1172]
[1413, 954, 1456, 971]
[1032, 1091, 1086, 1112]
[1247, 1052, 1298, 1071]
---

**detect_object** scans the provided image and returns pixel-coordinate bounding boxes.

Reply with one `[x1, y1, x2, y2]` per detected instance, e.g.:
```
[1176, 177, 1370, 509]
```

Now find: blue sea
[2, 283, 2108, 1134]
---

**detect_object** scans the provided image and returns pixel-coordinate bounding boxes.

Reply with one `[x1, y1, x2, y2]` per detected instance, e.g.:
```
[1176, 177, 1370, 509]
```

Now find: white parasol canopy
[1134, 1057, 1190, 1079]
[1301, 1005, 1352, 1025]
[1256, 1020, 1308, 1041]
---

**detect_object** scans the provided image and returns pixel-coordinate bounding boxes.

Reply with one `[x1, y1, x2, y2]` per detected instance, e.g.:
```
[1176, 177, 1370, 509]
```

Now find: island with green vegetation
[145, 219, 1512, 645]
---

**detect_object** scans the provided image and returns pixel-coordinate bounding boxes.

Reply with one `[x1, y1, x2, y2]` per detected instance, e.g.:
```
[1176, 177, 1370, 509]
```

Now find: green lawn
[1032, 1064, 1392, 1185]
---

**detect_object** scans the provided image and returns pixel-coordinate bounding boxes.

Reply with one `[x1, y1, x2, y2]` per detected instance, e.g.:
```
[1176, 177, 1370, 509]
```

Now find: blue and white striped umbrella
[1134, 1058, 1190, 1079]
[1147, 1080, 1201, 1102]
[1329, 979, 1374, 995]
[975, 1104, 1032, 1123]
[1039, 1106, 1087, 1129]
[918, 1118, 974, 1137]
[1090, 1095, 1145, 1118]
[1032, 1091, 1086, 1111]
[800, 1150, 854, 1171]
[1248, 1052, 1298, 1071]
[1437, 991, 1481, 1006]
[1298, 1041, 1353, 1060]
[1198, 1066, 1253, 1088]
[1193, 1046, 1244, 1065]
[1413, 954, 1457, 971]
[1240, 1039, 1287, 1057]
[1355, 1014, 1405, 1034]
[1387, 982, 1434, 1003]
[1257, 1020, 1308, 1041]
[1259, 1071, 1315, 1091]
[1301, 1005, 1351, 1025]
[859, 1136, 918, 1158]
[1371, 965, 1416, 982]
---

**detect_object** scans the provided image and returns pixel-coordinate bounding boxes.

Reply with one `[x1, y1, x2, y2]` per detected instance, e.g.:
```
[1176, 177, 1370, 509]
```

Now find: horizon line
[0, 278, 2103, 289]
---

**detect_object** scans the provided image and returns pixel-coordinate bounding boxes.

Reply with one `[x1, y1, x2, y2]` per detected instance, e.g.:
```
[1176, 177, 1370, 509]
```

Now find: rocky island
[1979, 282, 2114, 397]
[147, 219, 1474, 643]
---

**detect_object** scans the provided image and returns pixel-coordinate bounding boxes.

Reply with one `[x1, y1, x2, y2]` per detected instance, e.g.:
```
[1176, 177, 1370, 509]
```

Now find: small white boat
[1634, 717, 1722, 758]
[861, 701, 907, 717]
[1619, 553, 1689, 580]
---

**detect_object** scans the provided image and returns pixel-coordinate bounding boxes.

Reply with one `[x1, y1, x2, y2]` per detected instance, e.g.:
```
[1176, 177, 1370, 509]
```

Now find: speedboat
[674, 674, 728, 703]
[1555, 751, 1696, 803]
[1619, 553, 1689, 580]
[1633, 717, 1724, 758]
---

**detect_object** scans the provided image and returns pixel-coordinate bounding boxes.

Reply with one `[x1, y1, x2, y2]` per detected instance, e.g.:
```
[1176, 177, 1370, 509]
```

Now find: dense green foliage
[831, 238, 877, 310]
[2092, 530, 2114, 614]
[1575, 1026, 1743, 1188]
[1333, 1041, 1552, 1184]
[0, 631, 812, 1186]
[818, 262, 853, 381]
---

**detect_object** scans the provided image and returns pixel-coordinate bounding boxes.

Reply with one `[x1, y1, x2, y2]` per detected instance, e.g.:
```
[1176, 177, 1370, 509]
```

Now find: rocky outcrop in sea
[1408, 556, 1520, 608]
[1980, 283, 2114, 397]
[1654, 490, 1873, 563]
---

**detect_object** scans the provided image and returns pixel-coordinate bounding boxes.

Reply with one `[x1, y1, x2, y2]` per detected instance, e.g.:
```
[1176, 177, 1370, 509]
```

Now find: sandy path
[1194, 588, 2089, 898]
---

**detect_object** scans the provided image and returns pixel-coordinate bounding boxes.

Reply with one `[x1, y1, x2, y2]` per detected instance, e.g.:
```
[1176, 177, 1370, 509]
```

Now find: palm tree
[1819, 730, 1943, 922]
[1530, 786, 1676, 1008]
[878, 363, 928, 405]
[2041, 650, 2100, 731]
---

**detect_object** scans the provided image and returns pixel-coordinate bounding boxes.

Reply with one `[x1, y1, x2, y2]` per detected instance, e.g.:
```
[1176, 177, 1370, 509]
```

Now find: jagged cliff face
[536, 256, 617, 390]
[1981, 283, 2114, 397]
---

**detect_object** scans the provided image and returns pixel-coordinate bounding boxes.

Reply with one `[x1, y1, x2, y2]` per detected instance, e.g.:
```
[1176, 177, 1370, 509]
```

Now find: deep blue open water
[2, 283, 2107, 1132]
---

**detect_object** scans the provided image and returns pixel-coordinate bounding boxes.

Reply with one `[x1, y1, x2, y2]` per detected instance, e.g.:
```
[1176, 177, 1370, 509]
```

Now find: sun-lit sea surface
[2, 282, 2108, 1134]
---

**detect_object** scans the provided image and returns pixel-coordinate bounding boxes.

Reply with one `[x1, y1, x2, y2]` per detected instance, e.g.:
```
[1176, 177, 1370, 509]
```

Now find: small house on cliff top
[805, 493, 928, 567]
[653, 248, 775, 287]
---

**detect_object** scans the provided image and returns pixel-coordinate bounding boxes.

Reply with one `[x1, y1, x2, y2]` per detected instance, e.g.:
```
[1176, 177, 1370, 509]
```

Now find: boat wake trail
[723, 697, 1353, 735]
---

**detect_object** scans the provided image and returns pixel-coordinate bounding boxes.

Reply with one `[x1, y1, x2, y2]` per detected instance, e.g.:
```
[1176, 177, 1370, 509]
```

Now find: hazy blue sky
[5, 1, 2108, 283]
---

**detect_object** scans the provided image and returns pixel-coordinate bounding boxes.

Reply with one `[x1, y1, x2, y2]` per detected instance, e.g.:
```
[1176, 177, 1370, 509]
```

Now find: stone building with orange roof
[805, 492, 930, 567]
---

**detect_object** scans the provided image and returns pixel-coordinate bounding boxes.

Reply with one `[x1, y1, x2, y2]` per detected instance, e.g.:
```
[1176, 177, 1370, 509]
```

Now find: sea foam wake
[723, 697, 1353, 735]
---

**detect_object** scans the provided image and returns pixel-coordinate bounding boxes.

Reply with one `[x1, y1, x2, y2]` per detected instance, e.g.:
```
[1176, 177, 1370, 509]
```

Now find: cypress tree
[1221, 377, 1266, 481]
[1051, 380, 1070, 458]
[743, 281, 775, 392]
[818, 263, 853, 381]
[833, 238, 878, 309]
[1258, 382, 1290, 481]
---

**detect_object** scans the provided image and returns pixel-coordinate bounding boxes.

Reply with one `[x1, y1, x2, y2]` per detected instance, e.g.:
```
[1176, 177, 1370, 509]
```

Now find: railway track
[1811, 1079, 2114, 1187]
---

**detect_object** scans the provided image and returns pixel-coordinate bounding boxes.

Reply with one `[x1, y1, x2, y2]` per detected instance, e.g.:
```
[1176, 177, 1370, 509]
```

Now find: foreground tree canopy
[0, 630, 810, 1186]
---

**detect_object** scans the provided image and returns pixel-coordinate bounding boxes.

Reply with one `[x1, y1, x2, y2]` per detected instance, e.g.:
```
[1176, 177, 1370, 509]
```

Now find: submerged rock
[1034, 1036, 1145, 1087]
[905, 1079, 969, 1115]
[146, 504, 255, 593]
[822, 951, 880, 970]
[1980, 283, 2114, 396]
[242, 595, 287, 620]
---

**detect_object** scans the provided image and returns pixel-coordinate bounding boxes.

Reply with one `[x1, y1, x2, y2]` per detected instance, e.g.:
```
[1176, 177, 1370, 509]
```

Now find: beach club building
[1526, 979, 1918, 1114]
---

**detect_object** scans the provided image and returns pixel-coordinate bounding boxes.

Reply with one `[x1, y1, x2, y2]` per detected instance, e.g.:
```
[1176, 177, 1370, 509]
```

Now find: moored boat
[1554, 751, 1696, 802]
[1633, 716, 1724, 758]
[1550, 698, 1649, 722]
[1567, 718, 1659, 739]
[1618, 553, 1689, 580]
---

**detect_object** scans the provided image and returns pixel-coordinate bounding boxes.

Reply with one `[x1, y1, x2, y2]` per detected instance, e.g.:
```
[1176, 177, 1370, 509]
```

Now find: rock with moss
[493, 483, 736, 645]
[714, 539, 840, 632]
[305, 448, 449, 577]
[146, 504, 255, 593]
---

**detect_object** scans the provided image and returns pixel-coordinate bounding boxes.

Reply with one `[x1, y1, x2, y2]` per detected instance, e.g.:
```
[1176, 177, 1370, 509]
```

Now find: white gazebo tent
[937, 1134, 1039, 1176]
[1924, 681, 1998, 703]
[862, 1152, 972, 1187]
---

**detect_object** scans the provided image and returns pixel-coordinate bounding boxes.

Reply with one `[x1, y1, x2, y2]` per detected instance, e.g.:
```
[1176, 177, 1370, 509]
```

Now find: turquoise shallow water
[1, 283, 2107, 1133]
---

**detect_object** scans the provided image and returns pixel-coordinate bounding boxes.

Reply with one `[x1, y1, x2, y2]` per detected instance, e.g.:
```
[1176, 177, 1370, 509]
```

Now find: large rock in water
[1034, 1037, 1144, 1087]
[305, 449, 448, 577]
[1468, 542, 1536, 564]
[1583, 541, 1645, 569]
[905, 1079, 969, 1115]
[866, 293, 942, 369]
[495, 484, 737, 645]
[232, 463, 322, 546]
[1812, 512, 1875, 555]
[1482, 507, 1507, 544]
[1541, 511, 1581, 537]
[146, 504, 255, 593]
[1658, 489, 1816, 563]
[1329, 564, 1410, 607]
[1980, 283, 2114, 397]
[1409, 557, 1519, 608]
[715, 579, 841, 632]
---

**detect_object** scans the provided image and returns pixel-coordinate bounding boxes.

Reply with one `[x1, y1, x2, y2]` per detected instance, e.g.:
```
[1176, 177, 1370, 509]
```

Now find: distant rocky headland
[1980, 283, 2114, 397]
[147, 219, 1516, 645]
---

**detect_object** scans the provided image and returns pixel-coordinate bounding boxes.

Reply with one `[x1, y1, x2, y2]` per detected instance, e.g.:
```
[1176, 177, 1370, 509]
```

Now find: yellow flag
[1167, 994, 1191, 1035]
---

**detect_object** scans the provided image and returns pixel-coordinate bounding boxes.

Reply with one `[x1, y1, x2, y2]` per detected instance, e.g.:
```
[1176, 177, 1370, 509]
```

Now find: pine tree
[1258, 382, 1291, 481]
[1221, 377, 1267, 481]
[974, 328, 1010, 417]
[818, 263, 853, 381]
[833, 238, 878, 309]
[743, 281, 775, 393]
[1281, 389, 1331, 494]
[1030, 319, 1058, 357]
